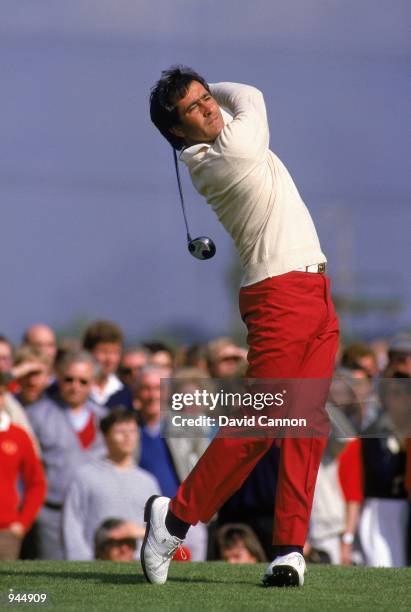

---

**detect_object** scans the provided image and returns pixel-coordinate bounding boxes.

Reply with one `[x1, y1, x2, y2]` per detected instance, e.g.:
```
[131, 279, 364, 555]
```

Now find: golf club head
[188, 236, 216, 260]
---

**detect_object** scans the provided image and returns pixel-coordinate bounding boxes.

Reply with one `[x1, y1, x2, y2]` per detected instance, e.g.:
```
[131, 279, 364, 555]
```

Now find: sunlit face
[58, 361, 94, 408]
[19, 364, 50, 405]
[222, 543, 258, 564]
[137, 371, 162, 423]
[170, 81, 224, 147]
[150, 351, 173, 377]
[210, 345, 246, 379]
[104, 419, 139, 458]
[92, 342, 122, 378]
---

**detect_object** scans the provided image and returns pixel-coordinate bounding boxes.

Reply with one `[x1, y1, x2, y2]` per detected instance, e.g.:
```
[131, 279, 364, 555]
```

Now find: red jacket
[0, 423, 46, 529]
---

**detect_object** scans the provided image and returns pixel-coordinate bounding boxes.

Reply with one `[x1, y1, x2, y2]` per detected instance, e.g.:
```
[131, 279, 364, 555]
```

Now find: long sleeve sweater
[180, 82, 326, 286]
[26, 397, 107, 505]
[62, 458, 160, 560]
[0, 418, 46, 529]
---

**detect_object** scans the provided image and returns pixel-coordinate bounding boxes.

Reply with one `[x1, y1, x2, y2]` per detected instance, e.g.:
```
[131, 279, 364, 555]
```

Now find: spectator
[143, 341, 175, 376]
[13, 347, 51, 407]
[370, 338, 389, 373]
[206, 337, 247, 379]
[385, 334, 411, 377]
[94, 518, 138, 561]
[83, 320, 133, 410]
[338, 377, 410, 567]
[305, 442, 346, 565]
[93, 516, 192, 563]
[63, 408, 159, 560]
[182, 343, 209, 373]
[0, 341, 39, 451]
[118, 346, 149, 409]
[341, 342, 379, 378]
[216, 443, 280, 559]
[137, 365, 209, 560]
[22, 324, 57, 368]
[26, 350, 107, 559]
[0, 374, 46, 560]
[328, 367, 380, 434]
[216, 524, 267, 563]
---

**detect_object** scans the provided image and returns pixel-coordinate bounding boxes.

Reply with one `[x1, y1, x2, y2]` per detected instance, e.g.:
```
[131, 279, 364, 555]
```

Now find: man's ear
[169, 125, 185, 138]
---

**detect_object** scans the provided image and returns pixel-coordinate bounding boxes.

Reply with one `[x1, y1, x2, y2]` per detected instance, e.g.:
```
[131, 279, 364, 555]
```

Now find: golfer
[142, 66, 339, 587]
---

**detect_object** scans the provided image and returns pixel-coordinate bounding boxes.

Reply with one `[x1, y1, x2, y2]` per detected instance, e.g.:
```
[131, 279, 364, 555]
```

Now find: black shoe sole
[140, 495, 160, 584]
[262, 565, 301, 588]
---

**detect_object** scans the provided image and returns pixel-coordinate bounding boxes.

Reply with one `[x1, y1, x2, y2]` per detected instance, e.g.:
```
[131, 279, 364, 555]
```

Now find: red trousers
[170, 271, 339, 545]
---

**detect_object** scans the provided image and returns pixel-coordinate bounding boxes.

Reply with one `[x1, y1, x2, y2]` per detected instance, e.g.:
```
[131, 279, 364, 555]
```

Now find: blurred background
[1, 0, 410, 344]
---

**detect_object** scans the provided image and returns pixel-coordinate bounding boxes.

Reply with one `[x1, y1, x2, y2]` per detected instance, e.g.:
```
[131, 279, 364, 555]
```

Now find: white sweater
[180, 82, 326, 286]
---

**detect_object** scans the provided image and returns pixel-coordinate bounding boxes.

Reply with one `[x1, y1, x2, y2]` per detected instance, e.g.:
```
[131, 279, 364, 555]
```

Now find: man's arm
[16, 431, 47, 533]
[209, 82, 269, 161]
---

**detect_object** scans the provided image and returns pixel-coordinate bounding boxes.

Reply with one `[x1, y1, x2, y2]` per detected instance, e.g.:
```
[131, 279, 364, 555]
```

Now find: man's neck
[69, 403, 87, 413]
[107, 453, 133, 469]
[95, 374, 110, 391]
[142, 413, 161, 427]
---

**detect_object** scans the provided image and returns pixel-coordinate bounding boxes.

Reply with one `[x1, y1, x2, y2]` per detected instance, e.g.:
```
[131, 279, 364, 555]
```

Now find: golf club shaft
[173, 148, 192, 243]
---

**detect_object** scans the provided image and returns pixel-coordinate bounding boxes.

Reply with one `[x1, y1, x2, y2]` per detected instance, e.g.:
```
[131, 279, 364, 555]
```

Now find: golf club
[173, 148, 216, 260]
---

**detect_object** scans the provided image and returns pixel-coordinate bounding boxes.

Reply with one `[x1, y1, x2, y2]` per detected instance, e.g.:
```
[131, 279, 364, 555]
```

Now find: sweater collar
[0, 410, 11, 432]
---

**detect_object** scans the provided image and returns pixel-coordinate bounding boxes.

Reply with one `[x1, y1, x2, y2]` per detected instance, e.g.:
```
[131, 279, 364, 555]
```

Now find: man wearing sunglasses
[94, 518, 138, 562]
[26, 350, 107, 559]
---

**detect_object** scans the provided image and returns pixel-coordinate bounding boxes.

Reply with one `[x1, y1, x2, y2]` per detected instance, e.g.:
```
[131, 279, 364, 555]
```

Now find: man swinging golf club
[143, 66, 339, 587]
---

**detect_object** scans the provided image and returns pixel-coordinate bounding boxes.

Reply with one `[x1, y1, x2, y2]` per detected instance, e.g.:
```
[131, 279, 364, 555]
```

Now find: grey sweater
[63, 458, 160, 560]
[26, 396, 108, 505]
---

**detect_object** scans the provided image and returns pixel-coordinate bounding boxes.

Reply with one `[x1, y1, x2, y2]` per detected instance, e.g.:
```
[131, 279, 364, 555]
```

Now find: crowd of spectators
[0, 321, 410, 567]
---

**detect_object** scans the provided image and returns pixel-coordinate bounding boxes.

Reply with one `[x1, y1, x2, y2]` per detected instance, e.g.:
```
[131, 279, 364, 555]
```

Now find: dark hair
[150, 65, 210, 150]
[216, 523, 267, 562]
[143, 341, 175, 359]
[100, 407, 137, 435]
[94, 517, 126, 557]
[83, 320, 124, 352]
[341, 342, 375, 371]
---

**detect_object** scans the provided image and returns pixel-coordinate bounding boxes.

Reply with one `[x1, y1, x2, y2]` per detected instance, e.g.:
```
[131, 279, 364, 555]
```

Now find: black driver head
[188, 236, 216, 260]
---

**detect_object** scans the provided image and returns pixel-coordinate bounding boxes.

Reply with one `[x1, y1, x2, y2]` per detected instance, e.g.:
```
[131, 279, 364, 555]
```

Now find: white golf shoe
[262, 552, 306, 587]
[141, 495, 183, 584]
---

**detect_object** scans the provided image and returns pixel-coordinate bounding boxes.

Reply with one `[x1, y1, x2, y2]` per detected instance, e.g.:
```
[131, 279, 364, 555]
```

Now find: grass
[0, 561, 410, 611]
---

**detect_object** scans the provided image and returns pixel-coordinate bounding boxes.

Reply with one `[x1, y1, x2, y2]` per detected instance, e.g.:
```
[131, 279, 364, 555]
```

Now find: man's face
[26, 325, 57, 363]
[170, 81, 224, 147]
[100, 537, 136, 562]
[222, 543, 258, 564]
[104, 419, 139, 458]
[19, 364, 50, 405]
[150, 351, 173, 377]
[209, 344, 247, 379]
[137, 371, 162, 423]
[119, 351, 148, 389]
[92, 342, 122, 378]
[0, 341, 13, 374]
[58, 361, 94, 408]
